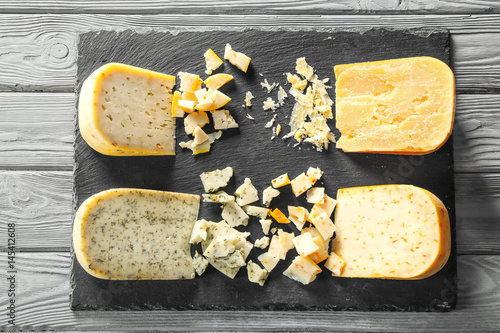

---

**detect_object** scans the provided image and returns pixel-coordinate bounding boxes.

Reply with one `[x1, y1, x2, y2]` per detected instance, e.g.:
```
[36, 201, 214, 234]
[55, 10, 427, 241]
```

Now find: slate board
[70, 28, 457, 312]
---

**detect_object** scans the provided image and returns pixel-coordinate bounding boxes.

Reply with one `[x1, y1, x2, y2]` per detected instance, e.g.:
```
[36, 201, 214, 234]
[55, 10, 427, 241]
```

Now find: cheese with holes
[73, 188, 200, 280]
[78, 63, 176, 156]
[331, 184, 451, 279]
[335, 57, 455, 155]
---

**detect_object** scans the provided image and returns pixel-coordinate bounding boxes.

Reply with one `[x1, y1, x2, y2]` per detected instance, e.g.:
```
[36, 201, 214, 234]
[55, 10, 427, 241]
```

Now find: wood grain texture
[1, 14, 500, 92]
[0, 0, 499, 14]
[0, 170, 499, 253]
[0, 252, 498, 331]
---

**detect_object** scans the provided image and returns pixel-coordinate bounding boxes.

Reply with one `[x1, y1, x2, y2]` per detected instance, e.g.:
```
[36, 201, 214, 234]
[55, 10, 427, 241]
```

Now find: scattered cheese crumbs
[261, 78, 278, 93]
[290, 172, 313, 197]
[247, 260, 269, 286]
[264, 114, 277, 128]
[178, 72, 203, 93]
[292, 232, 319, 257]
[254, 236, 270, 249]
[192, 251, 209, 276]
[171, 91, 185, 118]
[245, 91, 254, 107]
[259, 219, 272, 235]
[271, 173, 290, 188]
[224, 43, 251, 72]
[296, 57, 315, 81]
[306, 166, 323, 185]
[190, 219, 209, 244]
[258, 252, 280, 272]
[262, 186, 280, 207]
[308, 194, 337, 221]
[222, 202, 250, 227]
[200, 167, 233, 193]
[268, 235, 286, 260]
[192, 125, 210, 147]
[283, 256, 322, 285]
[204, 73, 233, 90]
[243, 205, 269, 219]
[308, 236, 329, 264]
[310, 212, 336, 240]
[212, 109, 238, 130]
[235, 178, 260, 206]
[178, 99, 196, 114]
[204, 49, 223, 75]
[306, 187, 325, 204]
[288, 206, 308, 231]
[270, 208, 290, 224]
[202, 191, 235, 204]
[184, 111, 209, 135]
[278, 86, 288, 106]
[263, 97, 279, 111]
[278, 229, 295, 253]
[324, 252, 346, 276]
[246, 114, 255, 120]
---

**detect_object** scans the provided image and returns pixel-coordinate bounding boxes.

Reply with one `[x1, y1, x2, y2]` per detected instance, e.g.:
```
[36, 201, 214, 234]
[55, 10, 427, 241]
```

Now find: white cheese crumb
[263, 97, 279, 111]
[234, 178, 259, 206]
[246, 114, 255, 120]
[264, 114, 277, 129]
[245, 91, 254, 107]
[212, 109, 238, 130]
[254, 236, 270, 249]
[247, 260, 269, 286]
[278, 86, 288, 106]
[259, 219, 272, 235]
[260, 78, 278, 93]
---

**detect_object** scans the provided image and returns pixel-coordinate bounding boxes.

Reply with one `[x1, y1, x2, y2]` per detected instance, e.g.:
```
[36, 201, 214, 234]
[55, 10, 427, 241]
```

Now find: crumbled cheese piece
[178, 99, 196, 113]
[246, 114, 254, 120]
[224, 43, 251, 72]
[324, 252, 346, 276]
[268, 235, 286, 260]
[192, 125, 210, 147]
[212, 109, 238, 130]
[295, 57, 315, 81]
[264, 114, 277, 128]
[194, 88, 214, 111]
[262, 186, 280, 207]
[171, 91, 184, 118]
[214, 249, 246, 268]
[203, 234, 239, 258]
[184, 111, 209, 135]
[243, 205, 269, 219]
[270, 208, 290, 224]
[245, 91, 254, 107]
[306, 167, 323, 185]
[261, 78, 278, 93]
[276, 124, 282, 135]
[178, 72, 203, 93]
[278, 86, 288, 106]
[263, 97, 279, 111]
[292, 232, 319, 257]
[207, 89, 231, 111]
[247, 260, 269, 286]
[222, 202, 250, 227]
[204, 49, 223, 75]
[308, 236, 330, 264]
[288, 206, 308, 231]
[202, 191, 235, 204]
[306, 187, 325, 204]
[179, 131, 221, 155]
[258, 252, 280, 272]
[190, 219, 209, 244]
[290, 172, 313, 197]
[204, 73, 233, 91]
[234, 178, 259, 206]
[259, 219, 272, 235]
[283, 256, 321, 285]
[254, 236, 270, 249]
[270, 227, 277, 234]
[286, 72, 307, 91]
[200, 167, 233, 193]
[271, 173, 290, 188]
[192, 251, 209, 276]
[308, 194, 337, 221]
[310, 212, 336, 240]
[278, 229, 295, 253]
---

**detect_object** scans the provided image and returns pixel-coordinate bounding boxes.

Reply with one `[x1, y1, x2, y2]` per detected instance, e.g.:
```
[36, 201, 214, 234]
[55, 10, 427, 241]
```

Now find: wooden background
[0, 1, 499, 331]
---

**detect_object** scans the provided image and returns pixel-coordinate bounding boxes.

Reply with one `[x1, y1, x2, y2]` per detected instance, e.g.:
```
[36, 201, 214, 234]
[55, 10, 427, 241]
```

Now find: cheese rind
[331, 184, 451, 279]
[335, 57, 455, 155]
[78, 63, 176, 156]
[73, 188, 200, 280]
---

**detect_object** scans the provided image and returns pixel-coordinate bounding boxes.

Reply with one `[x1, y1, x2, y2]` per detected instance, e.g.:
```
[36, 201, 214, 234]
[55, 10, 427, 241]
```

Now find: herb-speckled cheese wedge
[78, 63, 176, 156]
[332, 184, 451, 280]
[73, 188, 200, 280]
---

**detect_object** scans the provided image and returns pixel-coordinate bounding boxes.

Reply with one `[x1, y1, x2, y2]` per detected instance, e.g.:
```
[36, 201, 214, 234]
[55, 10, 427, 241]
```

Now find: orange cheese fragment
[270, 208, 290, 224]
[332, 184, 451, 280]
[334, 57, 455, 155]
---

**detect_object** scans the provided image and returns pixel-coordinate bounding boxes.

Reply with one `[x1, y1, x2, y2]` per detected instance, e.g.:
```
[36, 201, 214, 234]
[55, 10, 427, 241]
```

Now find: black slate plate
[70, 28, 457, 311]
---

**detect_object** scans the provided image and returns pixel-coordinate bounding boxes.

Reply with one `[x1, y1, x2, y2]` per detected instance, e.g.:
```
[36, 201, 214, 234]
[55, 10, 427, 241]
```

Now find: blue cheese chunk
[235, 178, 259, 206]
[200, 167, 234, 193]
[247, 260, 269, 286]
[192, 251, 209, 276]
[222, 202, 250, 227]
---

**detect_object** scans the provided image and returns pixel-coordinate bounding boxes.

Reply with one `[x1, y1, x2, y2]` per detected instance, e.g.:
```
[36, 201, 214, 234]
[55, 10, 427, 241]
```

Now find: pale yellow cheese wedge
[78, 63, 176, 156]
[331, 184, 451, 279]
[204, 73, 234, 90]
[335, 57, 455, 155]
[73, 188, 200, 280]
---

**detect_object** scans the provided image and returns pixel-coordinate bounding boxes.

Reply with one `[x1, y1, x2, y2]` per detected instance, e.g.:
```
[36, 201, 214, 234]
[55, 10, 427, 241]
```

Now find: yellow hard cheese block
[78, 63, 176, 156]
[332, 184, 451, 280]
[73, 188, 200, 280]
[335, 57, 455, 155]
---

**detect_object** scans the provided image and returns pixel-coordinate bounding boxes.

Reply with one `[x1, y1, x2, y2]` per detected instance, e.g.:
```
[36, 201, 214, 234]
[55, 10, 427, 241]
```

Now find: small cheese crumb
[264, 114, 277, 128]
[245, 91, 254, 107]
[263, 97, 279, 111]
[261, 78, 278, 93]
[202, 191, 235, 204]
[276, 124, 282, 135]
[254, 236, 270, 249]
[278, 86, 288, 106]
[262, 186, 280, 207]
[270, 227, 277, 234]
[246, 114, 255, 120]
[204, 49, 223, 75]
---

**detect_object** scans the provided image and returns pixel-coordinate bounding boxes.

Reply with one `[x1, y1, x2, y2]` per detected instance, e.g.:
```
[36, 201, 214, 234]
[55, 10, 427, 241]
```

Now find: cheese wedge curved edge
[332, 184, 451, 280]
[73, 188, 200, 280]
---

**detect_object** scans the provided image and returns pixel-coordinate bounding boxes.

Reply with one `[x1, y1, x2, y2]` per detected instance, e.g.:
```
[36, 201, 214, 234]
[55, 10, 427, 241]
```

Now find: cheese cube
[306, 187, 325, 204]
[278, 229, 295, 253]
[290, 173, 313, 197]
[234, 178, 259, 206]
[324, 252, 346, 276]
[200, 167, 233, 193]
[204, 48, 223, 75]
[271, 173, 290, 188]
[184, 111, 209, 135]
[204, 73, 233, 90]
[189, 219, 209, 244]
[292, 232, 319, 257]
[334, 57, 455, 154]
[194, 88, 214, 111]
[224, 43, 251, 72]
[307, 236, 329, 264]
[254, 236, 270, 249]
[202, 191, 235, 204]
[308, 194, 337, 221]
[192, 251, 209, 276]
[262, 186, 280, 207]
[310, 212, 336, 240]
[222, 202, 249, 227]
[268, 235, 286, 260]
[243, 205, 269, 219]
[78, 63, 176, 156]
[283, 256, 322, 285]
[259, 219, 272, 235]
[247, 260, 268, 286]
[212, 109, 239, 130]
[192, 126, 210, 146]
[270, 208, 290, 224]
[178, 72, 203, 93]
[288, 206, 308, 231]
[258, 252, 280, 272]
[306, 167, 323, 185]
[171, 91, 185, 118]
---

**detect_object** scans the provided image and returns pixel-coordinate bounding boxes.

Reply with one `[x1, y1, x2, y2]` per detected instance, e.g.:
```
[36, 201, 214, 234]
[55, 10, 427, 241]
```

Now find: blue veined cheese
[254, 236, 270, 249]
[78, 63, 176, 156]
[243, 205, 269, 219]
[200, 167, 233, 193]
[222, 202, 249, 227]
[202, 191, 235, 204]
[324, 252, 346, 276]
[283, 256, 322, 285]
[262, 186, 280, 207]
[192, 251, 209, 276]
[234, 178, 259, 206]
[247, 260, 269, 286]
[73, 188, 200, 280]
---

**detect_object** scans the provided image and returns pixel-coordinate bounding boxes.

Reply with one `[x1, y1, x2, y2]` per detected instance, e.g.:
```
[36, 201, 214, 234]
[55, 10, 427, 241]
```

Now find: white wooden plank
[1, 14, 500, 92]
[0, 252, 498, 331]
